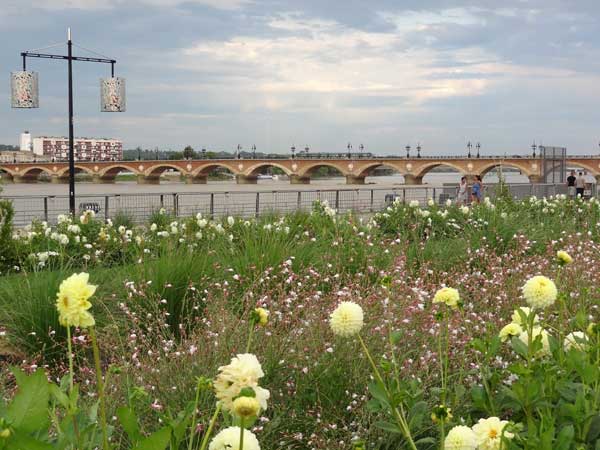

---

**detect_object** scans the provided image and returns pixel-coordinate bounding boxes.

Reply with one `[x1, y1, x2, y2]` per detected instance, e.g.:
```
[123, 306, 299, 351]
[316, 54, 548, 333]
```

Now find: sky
[1, 0, 600, 155]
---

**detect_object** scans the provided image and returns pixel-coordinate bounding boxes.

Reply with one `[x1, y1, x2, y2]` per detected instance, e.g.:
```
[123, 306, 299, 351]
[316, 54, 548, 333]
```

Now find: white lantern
[11, 71, 39, 108]
[100, 77, 126, 112]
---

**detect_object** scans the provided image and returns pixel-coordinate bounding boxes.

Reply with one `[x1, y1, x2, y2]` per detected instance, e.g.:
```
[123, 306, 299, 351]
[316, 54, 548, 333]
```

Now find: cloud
[7, 0, 250, 12]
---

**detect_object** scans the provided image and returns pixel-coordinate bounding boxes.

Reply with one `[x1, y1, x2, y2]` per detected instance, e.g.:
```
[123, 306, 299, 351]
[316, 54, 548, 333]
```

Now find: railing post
[210, 193, 214, 219]
[255, 192, 260, 218]
[173, 193, 179, 217]
[370, 189, 374, 212]
[335, 190, 340, 210]
[160, 194, 164, 209]
[403, 188, 406, 203]
[104, 195, 109, 221]
[433, 187, 437, 204]
[297, 191, 301, 209]
[43, 197, 48, 222]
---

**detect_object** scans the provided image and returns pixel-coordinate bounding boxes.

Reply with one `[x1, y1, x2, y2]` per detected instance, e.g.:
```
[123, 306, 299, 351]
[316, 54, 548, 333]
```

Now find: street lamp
[252, 144, 256, 159]
[11, 29, 124, 215]
[532, 141, 537, 158]
[359, 144, 364, 157]
[291, 145, 296, 159]
[347, 142, 352, 159]
[467, 141, 472, 158]
[138, 147, 141, 161]
[406, 144, 411, 158]
[416, 143, 421, 159]
[304, 145, 309, 157]
[236, 144, 242, 159]
[476, 142, 481, 158]
[13, 152, 16, 163]
[202, 147, 206, 159]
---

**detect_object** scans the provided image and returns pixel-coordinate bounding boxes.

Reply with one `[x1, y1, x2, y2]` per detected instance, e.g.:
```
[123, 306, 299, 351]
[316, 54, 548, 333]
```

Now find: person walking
[457, 176, 468, 205]
[567, 170, 576, 198]
[471, 175, 483, 204]
[576, 171, 585, 198]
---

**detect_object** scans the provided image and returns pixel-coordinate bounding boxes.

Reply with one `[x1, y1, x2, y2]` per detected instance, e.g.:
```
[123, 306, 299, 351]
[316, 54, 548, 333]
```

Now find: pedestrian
[576, 171, 585, 198]
[457, 176, 468, 205]
[567, 170, 576, 198]
[471, 175, 483, 204]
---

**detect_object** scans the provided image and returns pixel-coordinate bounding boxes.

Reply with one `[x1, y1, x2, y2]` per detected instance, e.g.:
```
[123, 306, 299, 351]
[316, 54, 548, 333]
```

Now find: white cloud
[10, 0, 250, 12]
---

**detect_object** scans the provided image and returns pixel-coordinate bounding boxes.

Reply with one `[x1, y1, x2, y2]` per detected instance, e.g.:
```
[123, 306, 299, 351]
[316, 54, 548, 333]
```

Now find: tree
[183, 145, 195, 159]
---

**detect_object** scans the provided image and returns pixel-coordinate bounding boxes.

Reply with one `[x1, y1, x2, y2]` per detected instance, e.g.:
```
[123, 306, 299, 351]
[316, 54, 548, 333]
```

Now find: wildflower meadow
[1, 191, 600, 449]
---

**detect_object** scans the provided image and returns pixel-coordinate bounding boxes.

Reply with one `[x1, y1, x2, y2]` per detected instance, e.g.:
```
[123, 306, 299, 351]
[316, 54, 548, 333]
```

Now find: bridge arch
[244, 162, 292, 177]
[479, 161, 534, 178]
[413, 162, 466, 179]
[19, 166, 55, 179]
[297, 161, 348, 177]
[191, 163, 238, 177]
[355, 162, 405, 178]
[145, 163, 188, 177]
[98, 164, 140, 180]
[56, 165, 96, 178]
[566, 160, 600, 176]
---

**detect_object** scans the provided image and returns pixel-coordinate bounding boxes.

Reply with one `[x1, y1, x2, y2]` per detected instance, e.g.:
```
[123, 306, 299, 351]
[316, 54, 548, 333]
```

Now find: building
[32, 136, 122, 161]
[20, 131, 32, 152]
[0, 150, 49, 163]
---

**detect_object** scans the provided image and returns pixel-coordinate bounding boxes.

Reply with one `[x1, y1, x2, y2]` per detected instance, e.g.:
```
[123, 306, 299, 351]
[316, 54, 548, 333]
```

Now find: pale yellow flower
[433, 287, 460, 309]
[518, 327, 551, 357]
[213, 354, 270, 412]
[521, 276, 557, 309]
[254, 308, 269, 326]
[499, 323, 523, 343]
[472, 417, 513, 450]
[329, 302, 364, 337]
[209, 426, 260, 450]
[232, 396, 260, 418]
[444, 425, 477, 450]
[556, 250, 573, 266]
[564, 331, 588, 352]
[56, 273, 96, 328]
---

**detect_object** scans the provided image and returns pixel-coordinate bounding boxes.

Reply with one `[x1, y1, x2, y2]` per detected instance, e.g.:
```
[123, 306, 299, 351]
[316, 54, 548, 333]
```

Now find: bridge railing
[2, 182, 585, 227]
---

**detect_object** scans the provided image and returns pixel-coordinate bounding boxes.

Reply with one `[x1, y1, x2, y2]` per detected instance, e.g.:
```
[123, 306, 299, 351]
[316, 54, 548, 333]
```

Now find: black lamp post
[12, 152, 16, 163]
[467, 141, 472, 158]
[138, 147, 141, 161]
[476, 142, 481, 158]
[406, 145, 411, 158]
[11, 29, 124, 215]
[359, 144, 364, 157]
[347, 142, 352, 159]
[202, 148, 206, 159]
[304, 145, 309, 157]
[291, 145, 296, 159]
[416, 143, 421, 159]
[532, 141, 537, 158]
[236, 144, 242, 159]
[252, 144, 256, 159]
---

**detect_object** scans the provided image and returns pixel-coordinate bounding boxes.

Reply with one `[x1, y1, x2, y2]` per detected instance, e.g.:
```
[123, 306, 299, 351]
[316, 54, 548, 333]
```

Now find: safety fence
[2, 183, 586, 226]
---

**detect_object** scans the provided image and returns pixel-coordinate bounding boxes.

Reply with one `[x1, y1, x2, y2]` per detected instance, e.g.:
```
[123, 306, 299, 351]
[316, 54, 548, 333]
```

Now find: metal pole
[67, 29, 76, 216]
[255, 192, 260, 218]
[43, 197, 48, 222]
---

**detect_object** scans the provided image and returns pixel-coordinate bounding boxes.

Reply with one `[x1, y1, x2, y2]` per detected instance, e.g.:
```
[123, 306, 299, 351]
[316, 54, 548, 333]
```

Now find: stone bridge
[1, 156, 599, 185]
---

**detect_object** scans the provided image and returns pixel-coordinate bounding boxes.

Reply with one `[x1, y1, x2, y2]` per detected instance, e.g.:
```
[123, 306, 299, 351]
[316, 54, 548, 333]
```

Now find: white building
[32, 136, 123, 161]
[19, 131, 32, 152]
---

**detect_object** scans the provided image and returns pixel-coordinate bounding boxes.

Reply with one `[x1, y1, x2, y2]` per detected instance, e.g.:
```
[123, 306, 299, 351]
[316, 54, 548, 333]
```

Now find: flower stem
[66, 326, 81, 448]
[358, 334, 417, 450]
[89, 327, 109, 450]
[239, 418, 245, 450]
[188, 378, 203, 450]
[198, 403, 222, 450]
[245, 321, 254, 353]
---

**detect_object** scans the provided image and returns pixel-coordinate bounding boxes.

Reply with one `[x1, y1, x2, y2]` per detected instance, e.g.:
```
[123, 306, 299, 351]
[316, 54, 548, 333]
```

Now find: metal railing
[2, 183, 591, 226]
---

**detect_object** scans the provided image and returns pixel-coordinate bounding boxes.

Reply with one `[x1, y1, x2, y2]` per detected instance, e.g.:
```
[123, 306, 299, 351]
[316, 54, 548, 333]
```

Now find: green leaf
[5, 429, 53, 450]
[368, 382, 390, 408]
[49, 384, 69, 409]
[555, 425, 575, 450]
[117, 406, 142, 445]
[130, 427, 171, 450]
[511, 336, 529, 359]
[390, 331, 402, 345]
[587, 415, 600, 443]
[414, 437, 437, 446]
[374, 421, 402, 434]
[6, 368, 49, 434]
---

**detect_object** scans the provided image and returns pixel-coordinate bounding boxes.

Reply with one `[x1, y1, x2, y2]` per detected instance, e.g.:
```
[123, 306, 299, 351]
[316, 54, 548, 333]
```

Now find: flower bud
[232, 396, 260, 418]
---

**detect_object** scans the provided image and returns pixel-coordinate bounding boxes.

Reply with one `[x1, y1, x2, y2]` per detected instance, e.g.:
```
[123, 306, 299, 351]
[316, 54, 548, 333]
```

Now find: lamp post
[236, 144, 242, 159]
[359, 143, 364, 157]
[138, 147, 141, 161]
[252, 144, 256, 159]
[11, 29, 124, 215]
[347, 142, 352, 159]
[304, 145, 309, 157]
[291, 145, 296, 159]
[202, 147, 206, 159]
[416, 143, 421, 159]
[532, 141, 537, 158]
[13, 152, 16, 163]
[406, 144, 410, 158]
[476, 142, 480, 158]
[467, 141, 472, 158]
[155, 147, 159, 160]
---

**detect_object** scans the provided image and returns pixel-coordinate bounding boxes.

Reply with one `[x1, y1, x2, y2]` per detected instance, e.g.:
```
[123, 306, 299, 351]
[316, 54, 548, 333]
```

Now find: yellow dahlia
[499, 323, 522, 343]
[208, 426, 260, 450]
[564, 331, 588, 352]
[56, 272, 96, 328]
[444, 425, 477, 450]
[254, 307, 269, 326]
[472, 417, 513, 450]
[433, 287, 460, 309]
[556, 250, 573, 266]
[510, 307, 539, 326]
[329, 302, 364, 337]
[518, 327, 551, 357]
[521, 276, 557, 309]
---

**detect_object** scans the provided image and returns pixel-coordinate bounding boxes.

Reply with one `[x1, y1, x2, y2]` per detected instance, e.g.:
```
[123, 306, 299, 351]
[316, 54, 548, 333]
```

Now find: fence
[2, 183, 587, 226]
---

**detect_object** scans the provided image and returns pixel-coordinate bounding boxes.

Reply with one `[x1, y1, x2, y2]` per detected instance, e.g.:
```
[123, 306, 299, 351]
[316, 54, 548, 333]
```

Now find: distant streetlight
[138, 147, 141, 161]
[236, 144, 242, 159]
[252, 144, 256, 159]
[13, 152, 16, 163]
[476, 142, 481, 158]
[406, 144, 411, 158]
[291, 145, 296, 159]
[532, 141, 537, 158]
[467, 141, 472, 159]
[359, 143, 364, 157]
[416, 143, 421, 159]
[155, 147, 159, 160]
[304, 145, 309, 157]
[202, 147, 206, 159]
[347, 142, 352, 159]
[11, 28, 124, 215]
